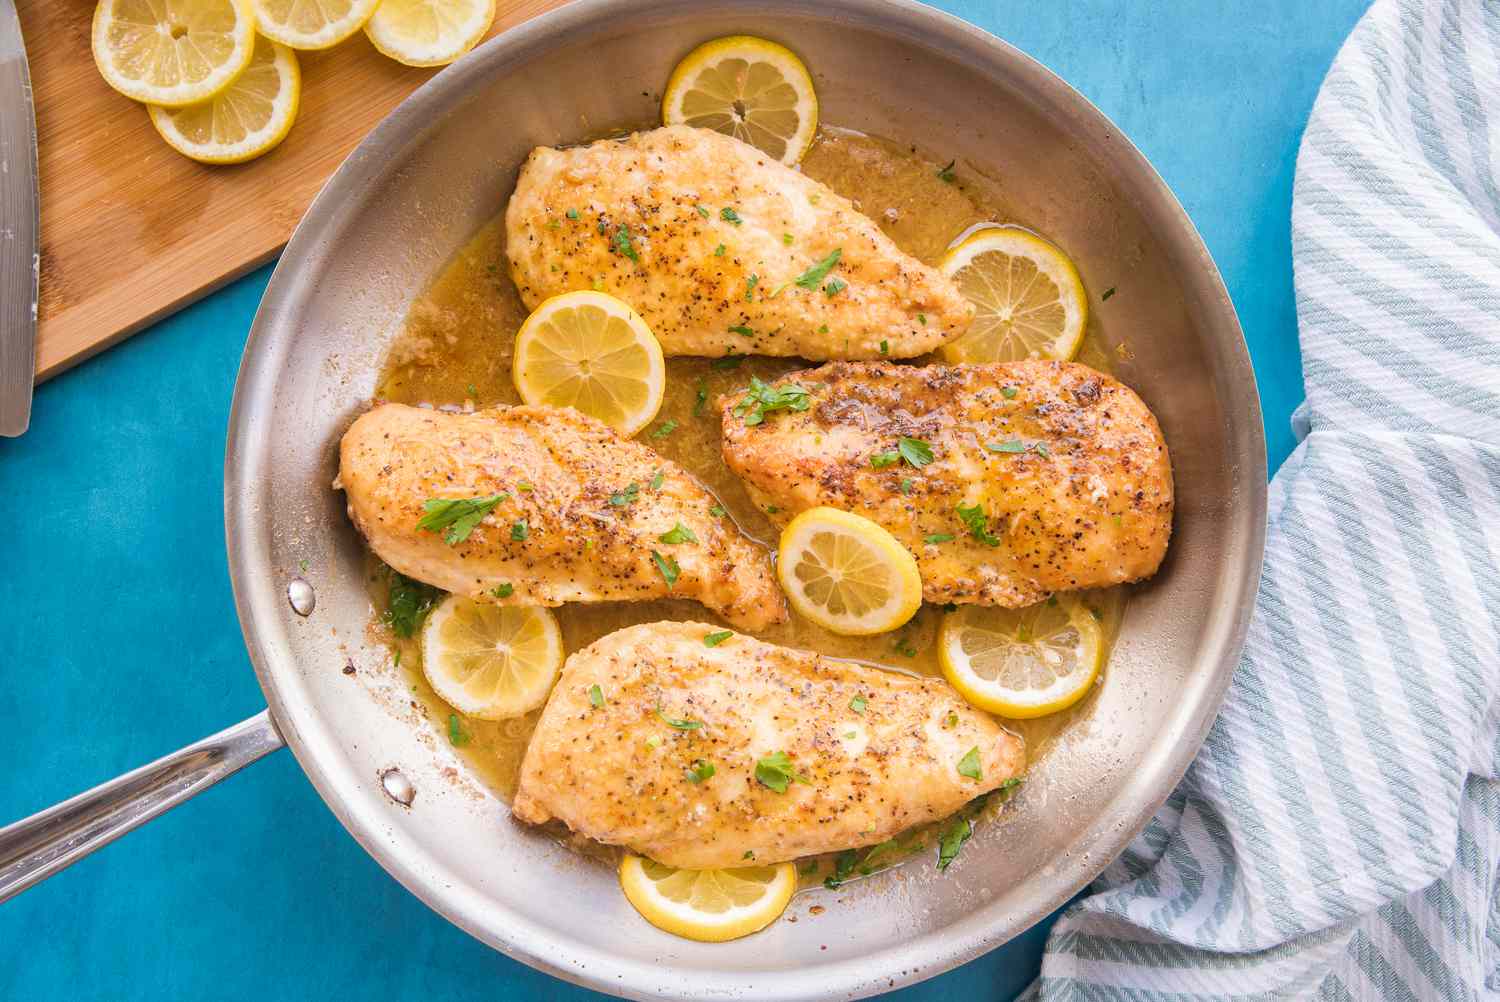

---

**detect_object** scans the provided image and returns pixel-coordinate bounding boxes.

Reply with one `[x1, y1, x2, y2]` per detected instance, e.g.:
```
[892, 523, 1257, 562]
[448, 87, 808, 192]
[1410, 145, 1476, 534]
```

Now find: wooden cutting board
[20, 0, 567, 382]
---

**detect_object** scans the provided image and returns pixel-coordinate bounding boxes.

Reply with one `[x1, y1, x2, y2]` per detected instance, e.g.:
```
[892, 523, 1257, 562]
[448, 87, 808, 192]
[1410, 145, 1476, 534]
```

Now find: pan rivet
[380, 767, 416, 806]
[287, 577, 316, 616]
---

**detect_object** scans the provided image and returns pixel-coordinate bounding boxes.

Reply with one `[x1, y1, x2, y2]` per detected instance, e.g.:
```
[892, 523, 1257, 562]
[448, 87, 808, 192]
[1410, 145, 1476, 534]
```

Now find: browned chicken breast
[337, 403, 785, 631]
[512, 621, 1023, 868]
[720, 361, 1173, 607]
[505, 125, 972, 360]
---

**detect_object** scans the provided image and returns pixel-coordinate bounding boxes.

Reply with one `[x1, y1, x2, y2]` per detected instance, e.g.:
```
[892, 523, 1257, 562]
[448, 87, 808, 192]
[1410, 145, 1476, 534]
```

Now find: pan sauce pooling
[370, 127, 1129, 876]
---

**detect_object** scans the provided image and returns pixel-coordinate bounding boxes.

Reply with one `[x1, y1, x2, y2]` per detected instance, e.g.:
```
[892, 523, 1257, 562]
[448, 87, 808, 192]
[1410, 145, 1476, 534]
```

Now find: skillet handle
[0, 709, 284, 902]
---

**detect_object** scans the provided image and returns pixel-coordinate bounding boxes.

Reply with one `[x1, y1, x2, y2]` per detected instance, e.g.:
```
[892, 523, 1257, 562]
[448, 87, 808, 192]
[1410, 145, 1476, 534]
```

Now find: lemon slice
[776, 507, 922, 636]
[421, 595, 563, 720]
[619, 855, 797, 942]
[251, 0, 381, 49]
[512, 291, 666, 436]
[938, 597, 1105, 718]
[365, 0, 496, 67]
[92, 0, 257, 107]
[148, 37, 300, 165]
[662, 35, 818, 165]
[938, 227, 1088, 364]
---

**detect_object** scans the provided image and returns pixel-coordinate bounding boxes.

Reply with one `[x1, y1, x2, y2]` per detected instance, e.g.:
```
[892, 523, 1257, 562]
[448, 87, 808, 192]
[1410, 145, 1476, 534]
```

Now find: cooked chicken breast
[512, 621, 1023, 868]
[338, 403, 785, 631]
[505, 125, 972, 360]
[720, 361, 1173, 607]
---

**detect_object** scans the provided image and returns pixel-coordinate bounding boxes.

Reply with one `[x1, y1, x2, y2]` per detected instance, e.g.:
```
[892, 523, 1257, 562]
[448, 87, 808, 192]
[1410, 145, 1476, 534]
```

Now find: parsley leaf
[879, 339, 889, 355]
[685, 759, 716, 783]
[1102, 286, 1117, 301]
[417, 494, 508, 545]
[924, 532, 955, 544]
[957, 746, 983, 780]
[693, 381, 709, 416]
[385, 571, 441, 638]
[870, 450, 900, 468]
[651, 549, 680, 587]
[899, 478, 913, 495]
[610, 482, 641, 506]
[493, 582, 514, 598]
[986, 440, 1026, 454]
[795, 248, 842, 289]
[695, 204, 711, 218]
[898, 437, 935, 467]
[656, 705, 702, 729]
[823, 277, 847, 297]
[510, 520, 529, 541]
[754, 750, 805, 793]
[936, 159, 956, 183]
[588, 684, 605, 708]
[1001, 386, 1018, 399]
[732, 376, 811, 426]
[744, 273, 759, 301]
[649, 468, 665, 490]
[720, 207, 742, 225]
[729, 324, 754, 337]
[714, 243, 726, 256]
[824, 848, 859, 889]
[703, 630, 733, 647]
[566, 208, 579, 220]
[849, 695, 867, 713]
[651, 419, 678, 440]
[937, 816, 972, 871]
[713, 355, 744, 370]
[448, 713, 467, 746]
[612, 225, 639, 262]
[956, 502, 1002, 547]
[658, 522, 698, 545]
[709, 504, 727, 518]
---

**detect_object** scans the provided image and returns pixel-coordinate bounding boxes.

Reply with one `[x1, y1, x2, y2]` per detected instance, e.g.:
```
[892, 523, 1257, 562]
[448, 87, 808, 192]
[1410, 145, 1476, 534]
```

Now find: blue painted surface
[0, 2, 1366, 998]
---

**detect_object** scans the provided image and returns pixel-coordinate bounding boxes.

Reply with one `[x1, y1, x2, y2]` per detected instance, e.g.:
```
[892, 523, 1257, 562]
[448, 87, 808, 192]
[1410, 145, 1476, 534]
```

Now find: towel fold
[1029, 1, 1500, 997]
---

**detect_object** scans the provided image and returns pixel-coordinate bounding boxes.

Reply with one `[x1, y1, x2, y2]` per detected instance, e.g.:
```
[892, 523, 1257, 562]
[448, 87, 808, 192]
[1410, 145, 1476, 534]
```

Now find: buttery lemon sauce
[369, 127, 1125, 884]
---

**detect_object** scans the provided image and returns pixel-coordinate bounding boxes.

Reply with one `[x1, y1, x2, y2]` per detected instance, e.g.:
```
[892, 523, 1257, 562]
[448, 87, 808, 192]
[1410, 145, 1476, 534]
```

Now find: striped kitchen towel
[1027, 0, 1500, 997]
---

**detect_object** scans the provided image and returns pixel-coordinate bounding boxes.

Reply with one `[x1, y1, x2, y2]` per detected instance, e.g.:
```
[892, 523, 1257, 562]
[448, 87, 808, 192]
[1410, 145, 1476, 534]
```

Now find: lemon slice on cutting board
[938, 596, 1105, 719]
[938, 227, 1088, 364]
[365, 0, 496, 67]
[662, 35, 818, 165]
[421, 596, 563, 719]
[776, 507, 923, 636]
[92, 0, 257, 107]
[619, 855, 797, 942]
[148, 37, 301, 164]
[512, 291, 667, 437]
[251, 0, 381, 49]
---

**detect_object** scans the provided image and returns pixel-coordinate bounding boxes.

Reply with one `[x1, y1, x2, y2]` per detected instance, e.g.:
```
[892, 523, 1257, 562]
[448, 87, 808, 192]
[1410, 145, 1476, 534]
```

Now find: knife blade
[0, 0, 37, 438]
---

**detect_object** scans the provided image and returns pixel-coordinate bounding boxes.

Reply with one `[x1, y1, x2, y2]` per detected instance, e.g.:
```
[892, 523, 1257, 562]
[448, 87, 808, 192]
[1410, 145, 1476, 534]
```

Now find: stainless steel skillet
[0, 1, 1267, 998]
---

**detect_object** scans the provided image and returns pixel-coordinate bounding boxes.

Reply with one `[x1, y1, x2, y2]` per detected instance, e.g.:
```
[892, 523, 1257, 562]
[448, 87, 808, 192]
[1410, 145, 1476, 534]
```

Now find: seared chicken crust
[505, 125, 972, 360]
[720, 361, 1173, 606]
[338, 403, 785, 631]
[512, 621, 1024, 868]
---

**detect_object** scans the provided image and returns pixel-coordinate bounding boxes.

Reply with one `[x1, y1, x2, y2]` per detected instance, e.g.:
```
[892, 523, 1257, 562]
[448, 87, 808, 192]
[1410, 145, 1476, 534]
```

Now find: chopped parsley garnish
[566, 208, 579, 220]
[516, 481, 533, 492]
[823, 277, 847, 297]
[987, 440, 1026, 454]
[610, 482, 641, 506]
[743, 850, 756, 860]
[893, 638, 918, 657]
[732, 376, 810, 426]
[924, 533, 955, 544]
[783, 233, 794, 245]
[612, 225, 639, 262]
[1102, 286, 1117, 301]
[898, 436, 935, 467]
[417, 494, 508, 545]
[997, 777, 1024, 797]
[713, 354, 744, 370]
[384, 571, 441, 638]
[1001, 386, 1018, 399]
[754, 751, 805, 793]
[744, 273, 759, 301]
[817, 323, 829, 334]
[936, 159, 956, 183]
[656, 705, 702, 730]
[899, 478, 913, 495]
[709, 504, 727, 518]
[703, 630, 733, 647]
[824, 849, 859, 889]
[493, 582, 514, 598]
[651, 549, 680, 587]
[644, 734, 661, 749]
[685, 759, 716, 783]
[918, 313, 927, 326]
[591, 277, 606, 291]
[597, 218, 608, 234]
[880, 339, 892, 356]
[849, 695, 867, 713]
[649, 468, 665, 490]
[957, 746, 983, 780]
[943, 711, 959, 729]
[729, 324, 754, 337]
[795, 248, 842, 289]
[588, 684, 605, 708]
[658, 522, 698, 545]
[693, 381, 709, 416]
[870, 450, 900, 469]
[712, 243, 727, 258]
[764, 505, 780, 514]
[720, 207, 742, 225]
[937, 816, 972, 871]
[448, 713, 467, 746]
[695, 204, 711, 218]
[957, 502, 1002, 547]
[651, 420, 678, 439]
[510, 520, 529, 541]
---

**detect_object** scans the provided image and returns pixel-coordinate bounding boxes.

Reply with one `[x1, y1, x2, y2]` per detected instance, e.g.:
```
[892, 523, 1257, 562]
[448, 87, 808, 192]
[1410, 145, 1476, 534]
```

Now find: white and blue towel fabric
[1028, 0, 1500, 998]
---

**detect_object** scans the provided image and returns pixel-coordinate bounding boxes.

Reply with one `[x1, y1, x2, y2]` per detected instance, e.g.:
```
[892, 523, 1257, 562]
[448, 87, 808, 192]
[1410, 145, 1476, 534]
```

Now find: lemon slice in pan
[619, 855, 797, 942]
[938, 597, 1104, 718]
[421, 595, 563, 719]
[777, 507, 923, 636]
[662, 35, 818, 165]
[938, 227, 1088, 363]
